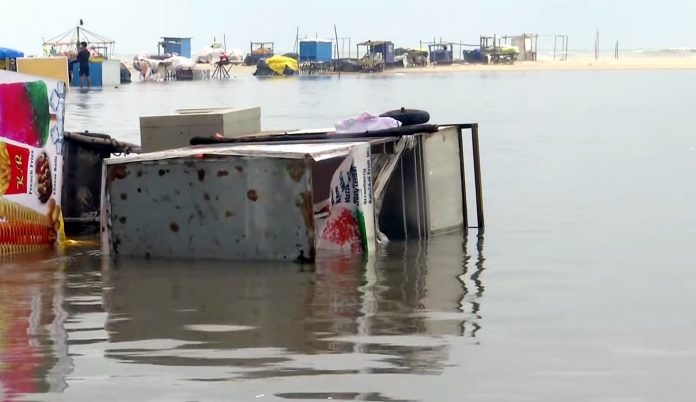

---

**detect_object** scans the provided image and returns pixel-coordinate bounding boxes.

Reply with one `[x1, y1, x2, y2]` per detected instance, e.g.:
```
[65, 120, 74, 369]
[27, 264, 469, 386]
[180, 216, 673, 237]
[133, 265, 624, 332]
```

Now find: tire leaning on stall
[379, 108, 431, 126]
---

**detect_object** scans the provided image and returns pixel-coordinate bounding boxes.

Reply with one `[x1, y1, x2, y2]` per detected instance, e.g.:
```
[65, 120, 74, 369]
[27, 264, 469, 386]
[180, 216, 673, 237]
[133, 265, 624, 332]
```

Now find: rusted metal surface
[101, 156, 315, 261]
[98, 125, 482, 262]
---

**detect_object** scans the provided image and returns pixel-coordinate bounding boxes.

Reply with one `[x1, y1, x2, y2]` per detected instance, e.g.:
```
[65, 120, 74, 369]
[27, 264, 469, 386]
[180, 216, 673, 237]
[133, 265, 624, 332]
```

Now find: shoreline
[176, 58, 696, 79]
[123, 57, 696, 82]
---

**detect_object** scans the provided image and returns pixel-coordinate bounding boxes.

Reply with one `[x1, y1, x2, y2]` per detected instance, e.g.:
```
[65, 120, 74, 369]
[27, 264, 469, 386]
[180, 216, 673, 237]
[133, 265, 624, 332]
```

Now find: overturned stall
[101, 124, 483, 261]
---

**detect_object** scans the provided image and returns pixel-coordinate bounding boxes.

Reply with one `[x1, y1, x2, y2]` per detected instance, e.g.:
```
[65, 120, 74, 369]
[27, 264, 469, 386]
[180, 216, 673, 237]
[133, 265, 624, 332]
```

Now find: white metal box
[139, 107, 261, 152]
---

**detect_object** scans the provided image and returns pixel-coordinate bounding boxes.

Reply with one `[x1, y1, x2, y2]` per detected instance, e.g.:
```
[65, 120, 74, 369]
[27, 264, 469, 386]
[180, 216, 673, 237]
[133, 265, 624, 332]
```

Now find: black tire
[379, 108, 430, 126]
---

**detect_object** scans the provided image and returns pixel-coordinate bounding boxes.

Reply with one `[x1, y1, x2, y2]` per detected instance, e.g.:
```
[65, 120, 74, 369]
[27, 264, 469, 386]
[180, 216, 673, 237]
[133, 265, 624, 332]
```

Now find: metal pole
[471, 124, 484, 228]
[554, 36, 557, 60]
[457, 127, 469, 229]
[412, 145, 422, 239]
[400, 158, 408, 238]
[417, 137, 429, 237]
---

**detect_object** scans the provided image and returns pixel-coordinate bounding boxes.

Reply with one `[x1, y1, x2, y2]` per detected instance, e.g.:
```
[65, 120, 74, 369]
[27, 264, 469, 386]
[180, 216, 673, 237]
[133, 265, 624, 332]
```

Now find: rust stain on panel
[107, 165, 129, 182]
[286, 161, 306, 182]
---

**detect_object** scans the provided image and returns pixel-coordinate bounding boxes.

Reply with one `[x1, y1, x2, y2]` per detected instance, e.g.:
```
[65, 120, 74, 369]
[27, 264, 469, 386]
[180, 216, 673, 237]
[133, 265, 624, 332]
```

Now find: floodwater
[2, 69, 696, 401]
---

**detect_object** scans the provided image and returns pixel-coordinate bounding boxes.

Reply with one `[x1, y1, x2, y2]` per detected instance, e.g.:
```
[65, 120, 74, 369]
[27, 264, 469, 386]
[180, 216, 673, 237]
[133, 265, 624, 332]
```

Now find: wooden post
[471, 124, 484, 228]
[334, 25, 341, 76]
[294, 26, 299, 54]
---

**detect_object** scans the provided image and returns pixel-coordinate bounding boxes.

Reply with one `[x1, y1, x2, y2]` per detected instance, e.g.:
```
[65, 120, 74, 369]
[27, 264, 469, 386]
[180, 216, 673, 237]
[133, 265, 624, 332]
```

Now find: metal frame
[455, 123, 484, 229]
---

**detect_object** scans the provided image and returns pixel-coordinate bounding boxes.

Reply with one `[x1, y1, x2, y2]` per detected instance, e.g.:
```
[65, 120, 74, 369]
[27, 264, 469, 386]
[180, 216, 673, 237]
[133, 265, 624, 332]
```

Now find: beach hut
[298, 39, 332, 74]
[158, 37, 192, 58]
[299, 39, 332, 63]
[357, 40, 395, 64]
[427, 43, 454, 65]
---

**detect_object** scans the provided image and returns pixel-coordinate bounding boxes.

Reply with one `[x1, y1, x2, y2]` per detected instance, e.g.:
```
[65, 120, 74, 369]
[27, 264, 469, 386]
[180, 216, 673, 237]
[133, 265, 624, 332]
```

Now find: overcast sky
[3, 0, 695, 55]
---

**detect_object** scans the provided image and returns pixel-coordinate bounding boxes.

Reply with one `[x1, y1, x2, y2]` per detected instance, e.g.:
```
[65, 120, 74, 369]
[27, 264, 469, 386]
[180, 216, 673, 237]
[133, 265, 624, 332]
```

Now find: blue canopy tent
[0, 47, 24, 59]
[0, 47, 24, 71]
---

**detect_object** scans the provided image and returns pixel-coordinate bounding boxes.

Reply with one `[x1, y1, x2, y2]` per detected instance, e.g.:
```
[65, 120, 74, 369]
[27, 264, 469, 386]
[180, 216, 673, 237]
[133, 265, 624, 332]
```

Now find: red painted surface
[3, 143, 30, 195]
[321, 207, 362, 252]
[0, 84, 41, 147]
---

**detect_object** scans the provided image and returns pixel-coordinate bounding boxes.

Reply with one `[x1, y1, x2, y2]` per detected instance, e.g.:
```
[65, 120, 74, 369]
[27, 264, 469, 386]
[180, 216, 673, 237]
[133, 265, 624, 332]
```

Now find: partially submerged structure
[100, 112, 484, 262]
[42, 23, 120, 87]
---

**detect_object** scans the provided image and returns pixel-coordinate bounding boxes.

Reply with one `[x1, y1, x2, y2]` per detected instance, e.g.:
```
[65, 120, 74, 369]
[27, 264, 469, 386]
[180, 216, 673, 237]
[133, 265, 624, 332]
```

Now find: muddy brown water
[1, 70, 695, 401]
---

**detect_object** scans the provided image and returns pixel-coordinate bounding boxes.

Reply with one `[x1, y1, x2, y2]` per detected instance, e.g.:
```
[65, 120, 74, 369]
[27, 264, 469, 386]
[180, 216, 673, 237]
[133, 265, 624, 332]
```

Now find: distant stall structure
[42, 22, 119, 87]
[425, 41, 455, 65]
[395, 48, 428, 67]
[158, 37, 192, 58]
[333, 36, 353, 59]
[0, 47, 23, 70]
[479, 35, 518, 64]
[553, 35, 569, 61]
[499, 33, 539, 61]
[244, 42, 274, 66]
[356, 40, 395, 72]
[43, 23, 115, 60]
[298, 38, 333, 74]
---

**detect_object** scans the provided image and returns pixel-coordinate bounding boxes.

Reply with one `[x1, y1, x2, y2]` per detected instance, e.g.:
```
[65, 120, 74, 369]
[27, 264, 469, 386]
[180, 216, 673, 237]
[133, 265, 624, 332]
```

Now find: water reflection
[459, 231, 486, 339]
[0, 251, 75, 400]
[96, 231, 486, 380]
[0, 231, 486, 399]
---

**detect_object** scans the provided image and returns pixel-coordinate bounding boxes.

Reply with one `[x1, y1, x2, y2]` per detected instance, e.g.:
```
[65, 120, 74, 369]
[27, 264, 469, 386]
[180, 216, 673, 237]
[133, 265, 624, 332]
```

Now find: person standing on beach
[77, 42, 91, 89]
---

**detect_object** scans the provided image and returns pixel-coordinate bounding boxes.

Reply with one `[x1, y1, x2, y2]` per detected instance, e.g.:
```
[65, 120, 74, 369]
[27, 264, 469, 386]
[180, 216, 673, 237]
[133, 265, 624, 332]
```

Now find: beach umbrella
[0, 47, 24, 59]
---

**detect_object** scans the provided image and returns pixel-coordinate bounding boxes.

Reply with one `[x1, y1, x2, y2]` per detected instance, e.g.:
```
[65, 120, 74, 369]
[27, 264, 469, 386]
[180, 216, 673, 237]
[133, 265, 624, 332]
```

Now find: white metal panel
[104, 142, 364, 165]
[102, 156, 315, 261]
[422, 127, 464, 234]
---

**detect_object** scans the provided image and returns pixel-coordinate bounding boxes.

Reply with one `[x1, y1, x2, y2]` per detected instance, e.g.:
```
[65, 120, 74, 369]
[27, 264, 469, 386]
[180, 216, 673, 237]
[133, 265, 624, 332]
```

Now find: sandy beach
[172, 57, 696, 79]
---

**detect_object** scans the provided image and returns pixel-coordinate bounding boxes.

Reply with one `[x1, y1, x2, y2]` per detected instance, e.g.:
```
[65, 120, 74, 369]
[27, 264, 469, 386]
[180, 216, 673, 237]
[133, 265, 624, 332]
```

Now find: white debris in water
[183, 324, 255, 332]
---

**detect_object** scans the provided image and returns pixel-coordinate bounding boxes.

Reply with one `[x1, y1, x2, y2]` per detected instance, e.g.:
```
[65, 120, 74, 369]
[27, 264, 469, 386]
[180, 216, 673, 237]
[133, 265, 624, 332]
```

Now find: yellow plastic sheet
[265, 55, 298, 75]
